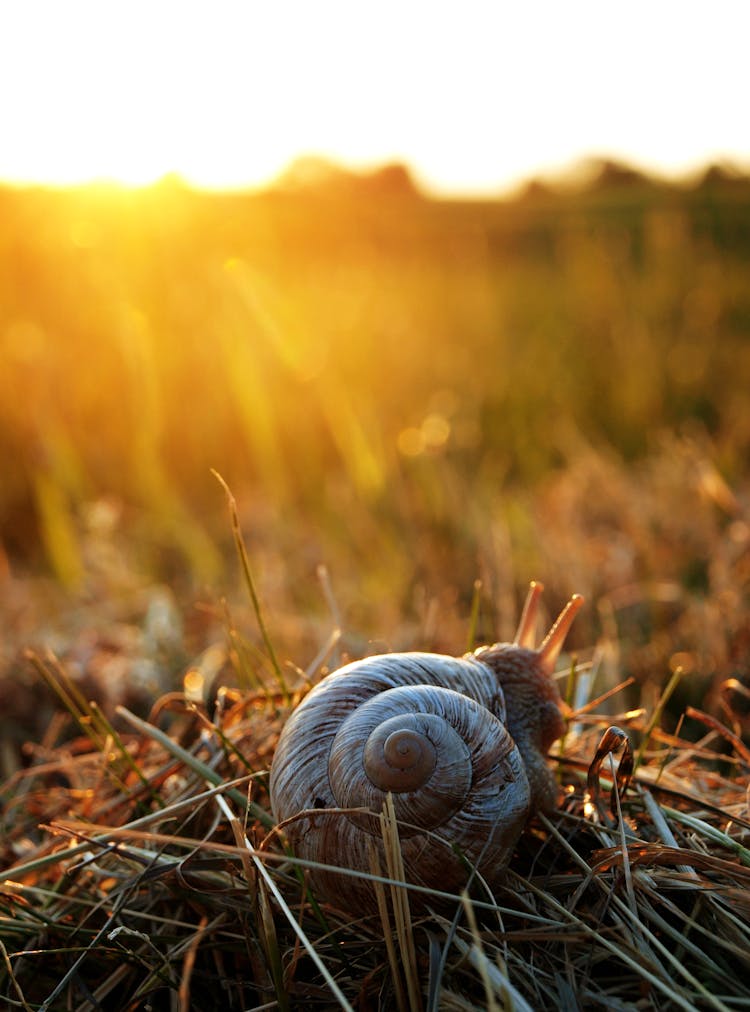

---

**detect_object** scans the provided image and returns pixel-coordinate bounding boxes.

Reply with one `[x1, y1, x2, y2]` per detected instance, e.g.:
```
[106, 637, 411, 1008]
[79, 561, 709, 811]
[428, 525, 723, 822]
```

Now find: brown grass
[1, 585, 749, 1010]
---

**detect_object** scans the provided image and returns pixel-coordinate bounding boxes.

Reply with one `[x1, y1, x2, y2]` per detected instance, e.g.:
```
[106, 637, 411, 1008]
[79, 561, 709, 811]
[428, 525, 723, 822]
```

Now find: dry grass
[1, 593, 749, 1010]
[1, 414, 748, 1010]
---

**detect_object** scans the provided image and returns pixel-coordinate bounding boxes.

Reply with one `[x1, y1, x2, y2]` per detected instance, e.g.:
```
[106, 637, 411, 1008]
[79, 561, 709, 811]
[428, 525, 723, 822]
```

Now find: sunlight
[1, 4, 289, 188]
[0, 2, 748, 193]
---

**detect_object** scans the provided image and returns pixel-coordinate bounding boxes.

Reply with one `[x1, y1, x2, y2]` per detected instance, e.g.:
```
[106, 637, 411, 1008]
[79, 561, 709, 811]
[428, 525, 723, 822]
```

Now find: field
[1, 160, 749, 1009]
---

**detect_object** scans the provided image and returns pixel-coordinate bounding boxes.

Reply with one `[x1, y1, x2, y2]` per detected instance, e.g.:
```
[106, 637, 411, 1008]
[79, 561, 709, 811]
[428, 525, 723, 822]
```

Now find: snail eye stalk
[514, 580, 545, 648]
[538, 594, 584, 673]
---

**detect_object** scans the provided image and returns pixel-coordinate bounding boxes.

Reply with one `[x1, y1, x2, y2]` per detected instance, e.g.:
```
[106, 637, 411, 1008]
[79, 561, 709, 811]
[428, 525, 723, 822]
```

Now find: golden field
[2, 161, 749, 695]
[1, 160, 749, 1010]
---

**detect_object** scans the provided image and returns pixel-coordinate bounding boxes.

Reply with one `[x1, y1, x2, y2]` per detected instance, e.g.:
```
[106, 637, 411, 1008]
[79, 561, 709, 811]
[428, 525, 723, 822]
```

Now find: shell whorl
[327, 682, 511, 835]
[268, 652, 529, 911]
[364, 716, 441, 791]
[270, 652, 511, 823]
[268, 583, 583, 913]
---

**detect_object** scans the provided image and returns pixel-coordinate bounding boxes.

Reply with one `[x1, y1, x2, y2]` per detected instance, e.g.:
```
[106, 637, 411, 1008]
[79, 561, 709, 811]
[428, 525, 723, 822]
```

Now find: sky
[1, 1, 748, 196]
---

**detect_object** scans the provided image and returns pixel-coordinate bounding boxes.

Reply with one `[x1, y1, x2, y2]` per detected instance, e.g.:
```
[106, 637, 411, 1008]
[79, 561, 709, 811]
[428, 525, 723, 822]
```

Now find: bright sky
[1, 1, 748, 196]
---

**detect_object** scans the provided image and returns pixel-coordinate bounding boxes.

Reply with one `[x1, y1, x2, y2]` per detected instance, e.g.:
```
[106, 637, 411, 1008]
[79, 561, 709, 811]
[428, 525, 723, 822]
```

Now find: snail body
[270, 583, 582, 912]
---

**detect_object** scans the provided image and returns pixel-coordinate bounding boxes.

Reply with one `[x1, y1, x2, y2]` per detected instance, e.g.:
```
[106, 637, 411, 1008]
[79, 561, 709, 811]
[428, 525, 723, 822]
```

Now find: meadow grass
[1, 599, 749, 1009]
[1, 165, 749, 595]
[1, 163, 749, 1008]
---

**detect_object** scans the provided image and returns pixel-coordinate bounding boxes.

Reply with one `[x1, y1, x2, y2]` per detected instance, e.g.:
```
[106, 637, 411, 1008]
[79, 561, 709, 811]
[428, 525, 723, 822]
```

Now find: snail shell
[269, 583, 582, 913]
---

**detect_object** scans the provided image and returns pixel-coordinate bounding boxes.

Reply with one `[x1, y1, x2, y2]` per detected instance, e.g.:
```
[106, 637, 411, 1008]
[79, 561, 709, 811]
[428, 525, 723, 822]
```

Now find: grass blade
[212, 469, 289, 701]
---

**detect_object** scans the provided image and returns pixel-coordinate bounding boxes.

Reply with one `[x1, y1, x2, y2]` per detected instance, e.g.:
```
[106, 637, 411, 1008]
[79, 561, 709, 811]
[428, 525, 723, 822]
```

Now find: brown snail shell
[269, 583, 582, 913]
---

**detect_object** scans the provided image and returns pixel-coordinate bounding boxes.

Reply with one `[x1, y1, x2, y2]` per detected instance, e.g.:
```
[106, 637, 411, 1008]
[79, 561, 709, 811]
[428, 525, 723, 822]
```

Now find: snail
[269, 582, 583, 912]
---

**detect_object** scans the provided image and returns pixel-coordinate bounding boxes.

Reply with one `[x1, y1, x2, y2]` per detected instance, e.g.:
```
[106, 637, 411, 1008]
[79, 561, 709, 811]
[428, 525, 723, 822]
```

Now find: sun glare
[0, 4, 289, 189]
[0, 2, 748, 193]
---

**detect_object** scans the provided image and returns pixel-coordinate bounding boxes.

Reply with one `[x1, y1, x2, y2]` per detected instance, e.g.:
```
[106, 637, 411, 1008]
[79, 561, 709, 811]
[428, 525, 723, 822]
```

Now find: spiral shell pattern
[268, 585, 581, 914]
[269, 652, 530, 909]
